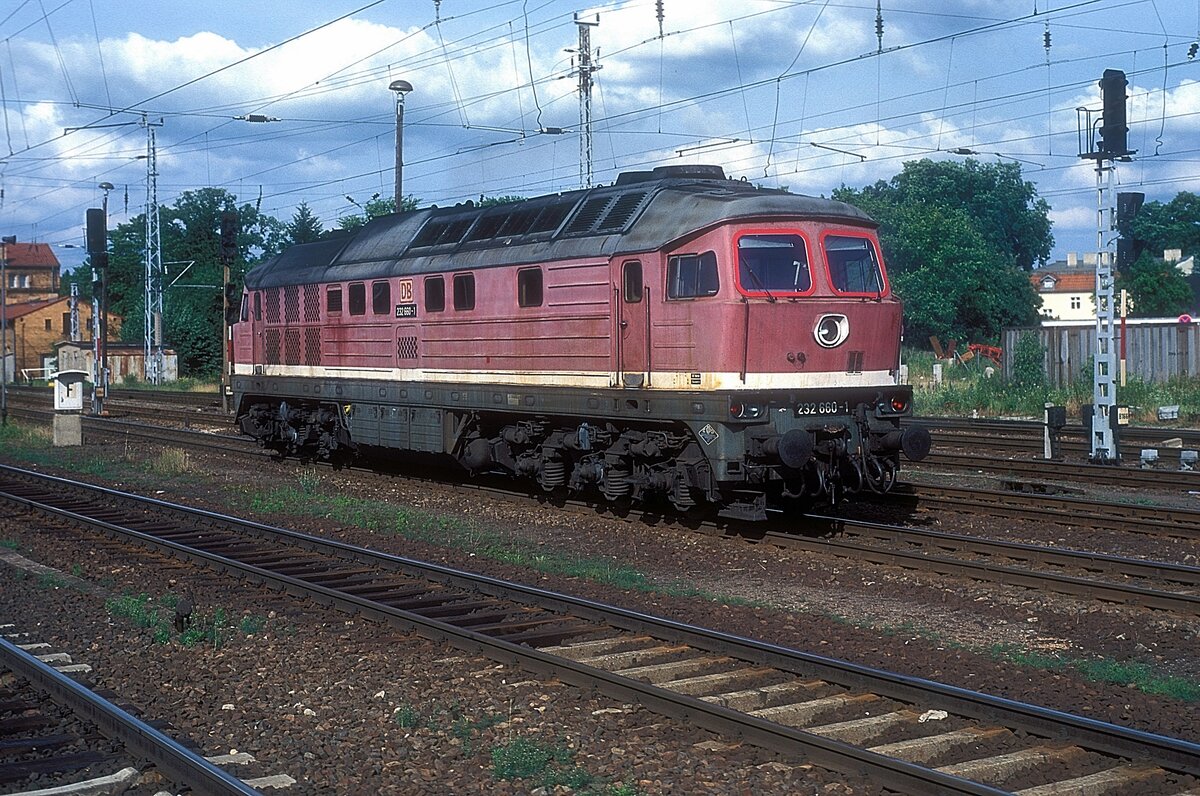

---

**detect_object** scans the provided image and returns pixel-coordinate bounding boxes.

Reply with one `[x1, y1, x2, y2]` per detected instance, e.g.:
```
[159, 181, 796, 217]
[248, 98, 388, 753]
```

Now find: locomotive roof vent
[614, 164, 727, 185]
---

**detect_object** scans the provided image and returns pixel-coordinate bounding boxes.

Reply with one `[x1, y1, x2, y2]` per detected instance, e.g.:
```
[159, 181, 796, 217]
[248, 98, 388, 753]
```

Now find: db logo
[1180, 314, 1194, 325]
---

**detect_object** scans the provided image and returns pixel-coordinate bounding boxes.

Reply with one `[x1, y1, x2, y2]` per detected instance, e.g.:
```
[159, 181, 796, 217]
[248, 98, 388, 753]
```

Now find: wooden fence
[1002, 320, 1200, 386]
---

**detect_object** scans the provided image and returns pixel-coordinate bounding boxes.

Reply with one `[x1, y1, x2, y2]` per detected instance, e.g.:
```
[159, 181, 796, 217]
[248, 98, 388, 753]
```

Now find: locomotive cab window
[372, 280, 391, 315]
[326, 286, 342, 315]
[254, 292, 262, 321]
[517, 268, 543, 307]
[623, 261, 642, 303]
[667, 251, 719, 299]
[737, 234, 811, 295]
[453, 273, 475, 311]
[240, 293, 249, 322]
[348, 282, 366, 316]
[824, 235, 885, 295]
[425, 276, 445, 312]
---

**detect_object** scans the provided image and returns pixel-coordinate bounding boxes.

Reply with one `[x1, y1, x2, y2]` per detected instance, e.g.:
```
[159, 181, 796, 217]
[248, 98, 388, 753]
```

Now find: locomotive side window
[824, 235, 885, 295]
[453, 273, 475, 310]
[737, 234, 811, 295]
[372, 280, 391, 315]
[425, 276, 445, 312]
[326, 286, 342, 315]
[348, 282, 366, 316]
[623, 261, 642, 303]
[667, 252, 719, 299]
[517, 268, 543, 307]
[254, 292, 262, 321]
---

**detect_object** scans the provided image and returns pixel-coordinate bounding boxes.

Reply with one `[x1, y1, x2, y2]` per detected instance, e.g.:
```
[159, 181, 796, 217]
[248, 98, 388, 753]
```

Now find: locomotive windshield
[824, 235, 885, 295]
[737, 234, 811, 295]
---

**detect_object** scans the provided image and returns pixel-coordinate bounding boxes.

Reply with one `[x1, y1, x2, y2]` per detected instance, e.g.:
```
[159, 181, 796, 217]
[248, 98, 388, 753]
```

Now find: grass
[115, 376, 219, 393]
[37, 571, 67, 589]
[151, 448, 192, 475]
[0, 538, 19, 550]
[103, 592, 264, 650]
[994, 645, 1200, 701]
[491, 737, 588, 787]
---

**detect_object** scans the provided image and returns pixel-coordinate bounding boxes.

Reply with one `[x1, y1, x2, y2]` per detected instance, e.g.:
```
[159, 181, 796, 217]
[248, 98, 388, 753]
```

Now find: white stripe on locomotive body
[233, 363, 898, 391]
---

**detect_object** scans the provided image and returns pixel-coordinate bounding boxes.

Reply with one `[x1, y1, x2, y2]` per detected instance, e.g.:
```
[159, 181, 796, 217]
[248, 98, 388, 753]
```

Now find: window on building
[1070, 295, 1081, 310]
[372, 280, 391, 315]
[44, 318, 52, 331]
[453, 273, 475, 310]
[623, 261, 642, 303]
[824, 235, 884, 295]
[348, 282, 366, 316]
[667, 252, 719, 299]
[327, 286, 343, 315]
[517, 268, 543, 307]
[22, 275, 30, 288]
[62, 312, 70, 334]
[737, 234, 811, 294]
[425, 276, 445, 312]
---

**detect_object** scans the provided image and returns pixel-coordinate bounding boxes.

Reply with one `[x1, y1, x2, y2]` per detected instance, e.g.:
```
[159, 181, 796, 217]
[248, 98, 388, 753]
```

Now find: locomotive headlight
[814, 314, 849, 348]
[729, 402, 764, 419]
[890, 395, 908, 413]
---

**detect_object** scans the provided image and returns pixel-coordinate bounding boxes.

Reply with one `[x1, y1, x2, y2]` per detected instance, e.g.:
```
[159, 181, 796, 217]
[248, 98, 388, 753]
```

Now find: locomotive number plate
[795, 401, 849, 416]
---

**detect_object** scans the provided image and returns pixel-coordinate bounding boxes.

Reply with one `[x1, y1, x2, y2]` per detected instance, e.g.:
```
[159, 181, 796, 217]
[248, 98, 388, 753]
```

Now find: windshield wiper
[741, 261, 776, 302]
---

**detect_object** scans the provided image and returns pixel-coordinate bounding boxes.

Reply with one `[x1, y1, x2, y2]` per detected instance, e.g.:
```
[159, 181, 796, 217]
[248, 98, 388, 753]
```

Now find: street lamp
[389, 79, 413, 210]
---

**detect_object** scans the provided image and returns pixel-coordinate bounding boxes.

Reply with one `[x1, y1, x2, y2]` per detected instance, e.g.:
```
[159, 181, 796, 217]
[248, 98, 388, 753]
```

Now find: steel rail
[879, 483, 1200, 540]
[1, 463, 1198, 787]
[916, 451, 1200, 490]
[0, 636, 259, 795]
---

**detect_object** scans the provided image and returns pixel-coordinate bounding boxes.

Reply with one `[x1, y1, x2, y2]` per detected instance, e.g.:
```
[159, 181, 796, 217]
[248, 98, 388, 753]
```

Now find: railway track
[0, 626, 258, 794]
[915, 451, 1200, 492]
[0, 463, 1197, 794]
[11, 407, 1200, 616]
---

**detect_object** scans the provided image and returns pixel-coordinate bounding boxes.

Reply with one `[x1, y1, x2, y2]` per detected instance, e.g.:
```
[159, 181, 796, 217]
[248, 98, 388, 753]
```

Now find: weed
[37, 572, 67, 589]
[152, 626, 172, 644]
[393, 704, 421, 728]
[296, 468, 322, 495]
[70, 563, 83, 578]
[239, 615, 267, 635]
[151, 448, 192, 475]
[181, 607, 228, 649]
[0, 538, 19, 550]
[491, 737, 576, 782]
[105, 593, 163, 629]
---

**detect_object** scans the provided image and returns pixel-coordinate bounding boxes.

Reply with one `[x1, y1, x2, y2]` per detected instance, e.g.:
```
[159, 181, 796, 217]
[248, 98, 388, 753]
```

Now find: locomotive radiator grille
[284, 328, 302, 365]
[265, 288, 281, 324]
[284, 285, 300, 323]
[303, 284, 320, 322]
[265, 328, 281, 364]
[304, 328, 321, 365]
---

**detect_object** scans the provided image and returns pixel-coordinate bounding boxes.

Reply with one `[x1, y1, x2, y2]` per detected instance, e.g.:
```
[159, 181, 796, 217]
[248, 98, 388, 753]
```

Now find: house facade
[2, 296, 107, 379]
[3, 242, 61, 302]
[1031, 253, 1097, 321]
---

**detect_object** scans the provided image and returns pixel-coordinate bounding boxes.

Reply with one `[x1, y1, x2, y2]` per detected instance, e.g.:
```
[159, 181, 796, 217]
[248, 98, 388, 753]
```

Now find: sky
[0, 0, 1197, 275]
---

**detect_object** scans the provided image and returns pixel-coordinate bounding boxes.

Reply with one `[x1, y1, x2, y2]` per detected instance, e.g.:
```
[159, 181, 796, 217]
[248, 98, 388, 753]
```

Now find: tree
[286, 202, 324, 245]
[1117, 251, 1193, 317]
[833, 158, 1047, 342]
[337, 193, 420, 231]
[1129, 191, 1200, 260]
[106, 188, 286, 377]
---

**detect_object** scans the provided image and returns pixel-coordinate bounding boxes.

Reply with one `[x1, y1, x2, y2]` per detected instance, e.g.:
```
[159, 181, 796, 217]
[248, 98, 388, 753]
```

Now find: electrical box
[53, 369, 89, 412]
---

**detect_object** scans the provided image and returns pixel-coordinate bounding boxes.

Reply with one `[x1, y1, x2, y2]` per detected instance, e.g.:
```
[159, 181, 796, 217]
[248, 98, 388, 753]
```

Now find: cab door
[615, 259, 649, 387]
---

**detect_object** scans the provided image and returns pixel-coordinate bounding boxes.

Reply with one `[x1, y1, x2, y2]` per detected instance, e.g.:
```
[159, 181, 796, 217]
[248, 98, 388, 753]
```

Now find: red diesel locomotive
[231, 165, 930, 520]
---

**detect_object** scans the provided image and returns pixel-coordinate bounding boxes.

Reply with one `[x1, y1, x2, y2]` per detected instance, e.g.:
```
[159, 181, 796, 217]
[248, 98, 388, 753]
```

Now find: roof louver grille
[562, 195, 615, 235]
[597, 191, 649, 232]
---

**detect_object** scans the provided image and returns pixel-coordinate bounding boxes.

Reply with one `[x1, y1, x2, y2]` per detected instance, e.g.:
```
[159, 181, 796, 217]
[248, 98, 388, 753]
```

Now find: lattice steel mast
[573, 14, 601, 188]
[143, 117, 165, 384]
